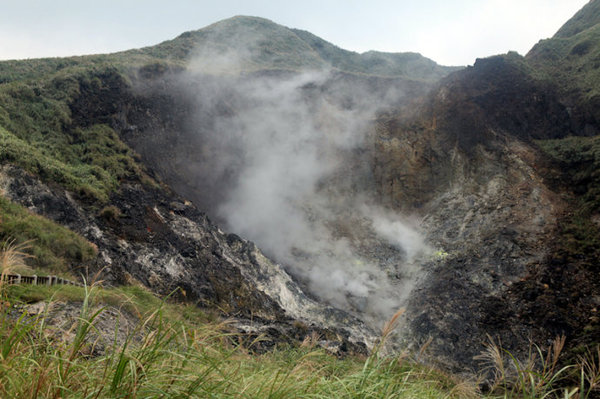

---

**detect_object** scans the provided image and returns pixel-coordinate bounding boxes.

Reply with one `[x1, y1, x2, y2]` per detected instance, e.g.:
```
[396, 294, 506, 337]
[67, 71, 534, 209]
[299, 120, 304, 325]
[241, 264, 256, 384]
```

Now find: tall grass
[0, 238, 32, 274]
[1, 240, 600, 398]
[0, 281, 474, 398]
[476, 335, 600, 399]
[0, 238, 33, 301]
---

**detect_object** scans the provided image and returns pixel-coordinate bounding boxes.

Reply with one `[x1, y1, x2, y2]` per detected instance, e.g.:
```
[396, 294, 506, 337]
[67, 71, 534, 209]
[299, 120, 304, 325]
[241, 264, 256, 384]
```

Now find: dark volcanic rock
[0, 164, 373, 355]
[426, 54, 572, 153]
[369, 54, 578, 371]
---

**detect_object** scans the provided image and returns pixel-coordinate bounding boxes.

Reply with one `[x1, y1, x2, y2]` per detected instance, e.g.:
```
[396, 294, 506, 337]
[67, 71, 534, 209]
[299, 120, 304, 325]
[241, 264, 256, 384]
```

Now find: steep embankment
[526, 0, 600, 134]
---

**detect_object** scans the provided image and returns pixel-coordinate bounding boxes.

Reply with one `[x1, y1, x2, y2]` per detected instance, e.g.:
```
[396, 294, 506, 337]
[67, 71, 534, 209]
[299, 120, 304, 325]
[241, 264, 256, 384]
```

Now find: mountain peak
[143, 16, 326, 72]
[139, 16, 457, 80]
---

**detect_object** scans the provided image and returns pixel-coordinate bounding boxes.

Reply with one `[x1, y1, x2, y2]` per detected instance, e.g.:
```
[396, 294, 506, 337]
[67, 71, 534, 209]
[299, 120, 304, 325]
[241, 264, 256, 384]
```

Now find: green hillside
[526, 0, 600, 116]
[554, 0, 600, 38]
[527, 0, 600, 220]
[0, 66, 153, 203]
[133, 16, 457, 77]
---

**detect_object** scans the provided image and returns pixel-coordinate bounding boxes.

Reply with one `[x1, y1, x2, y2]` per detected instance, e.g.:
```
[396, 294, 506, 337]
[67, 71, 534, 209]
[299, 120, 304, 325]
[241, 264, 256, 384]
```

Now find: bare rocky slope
[2, 7, 600, 374]
[0, 163, 374, 355]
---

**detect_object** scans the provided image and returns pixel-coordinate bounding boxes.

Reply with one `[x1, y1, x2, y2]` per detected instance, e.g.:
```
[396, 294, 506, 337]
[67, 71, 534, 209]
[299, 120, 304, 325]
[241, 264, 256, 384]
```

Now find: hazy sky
[0, 0, 589, 66]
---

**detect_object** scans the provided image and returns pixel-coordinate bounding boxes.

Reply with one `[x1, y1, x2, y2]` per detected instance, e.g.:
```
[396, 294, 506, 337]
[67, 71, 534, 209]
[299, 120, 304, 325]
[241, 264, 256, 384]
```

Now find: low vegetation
[291, 28, 461, 79]
[0, 63, 154, 203]
[537, 136, 600, 214]
[0, 268, 470, 397]
[526, 1, 600, 120]
[1, 240, 599, 398]
[527, 24, 600, 101]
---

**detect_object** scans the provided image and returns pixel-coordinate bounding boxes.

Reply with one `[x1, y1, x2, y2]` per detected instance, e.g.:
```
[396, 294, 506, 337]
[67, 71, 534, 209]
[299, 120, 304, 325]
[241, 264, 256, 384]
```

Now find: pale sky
[0, 0, 590, 66]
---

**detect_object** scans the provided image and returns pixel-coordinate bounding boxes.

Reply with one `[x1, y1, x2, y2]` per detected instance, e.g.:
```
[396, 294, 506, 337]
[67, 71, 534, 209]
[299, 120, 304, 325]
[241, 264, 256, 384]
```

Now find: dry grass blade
[0, 239, 34, 301]
[541, 335, 566, 381]
[418, 336, 433, 359]
[475, 334, 572, 397]
[474, 335, 506, 392]
[578, 345, 600, 397]
[0, 238, 33, 273]
[446, 377, 481, 399]
[300, 331, 321, 349]
[370, 308, 406, 358]
[381, 308, 405, 345]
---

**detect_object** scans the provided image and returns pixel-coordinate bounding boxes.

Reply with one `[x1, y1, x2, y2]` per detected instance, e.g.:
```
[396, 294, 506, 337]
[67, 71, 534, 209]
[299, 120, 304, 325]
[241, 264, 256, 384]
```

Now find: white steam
[182, 39, 431, 324]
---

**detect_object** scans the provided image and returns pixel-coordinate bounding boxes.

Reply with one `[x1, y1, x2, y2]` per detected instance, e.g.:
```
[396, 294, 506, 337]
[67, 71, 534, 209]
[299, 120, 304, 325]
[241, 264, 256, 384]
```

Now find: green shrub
[98, 205, 121, 221]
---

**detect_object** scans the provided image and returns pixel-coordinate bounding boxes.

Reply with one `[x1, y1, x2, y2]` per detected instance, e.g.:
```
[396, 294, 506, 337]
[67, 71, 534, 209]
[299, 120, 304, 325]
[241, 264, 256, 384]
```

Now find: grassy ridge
[291, 28, 461, 80]
[134, 16, 459, 78]
[527, 23, 600, 100]
[526, 1, 600, 112]
[554, 0, 600, 39]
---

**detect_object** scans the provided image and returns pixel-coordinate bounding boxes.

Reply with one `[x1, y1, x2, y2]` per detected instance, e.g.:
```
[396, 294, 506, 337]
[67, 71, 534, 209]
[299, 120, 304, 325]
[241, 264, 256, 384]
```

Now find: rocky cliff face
[371, 54, 599, 371]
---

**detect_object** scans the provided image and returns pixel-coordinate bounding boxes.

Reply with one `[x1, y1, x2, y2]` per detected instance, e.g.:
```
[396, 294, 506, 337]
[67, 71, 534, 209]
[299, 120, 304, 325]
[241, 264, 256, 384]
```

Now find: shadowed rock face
[429, 55, 572, 146]
[369, 54, 600, 371]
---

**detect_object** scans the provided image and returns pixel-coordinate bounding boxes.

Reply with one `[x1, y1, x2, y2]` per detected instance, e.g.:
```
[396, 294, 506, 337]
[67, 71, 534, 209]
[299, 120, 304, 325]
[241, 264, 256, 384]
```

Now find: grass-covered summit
[133, 16, 459, 79]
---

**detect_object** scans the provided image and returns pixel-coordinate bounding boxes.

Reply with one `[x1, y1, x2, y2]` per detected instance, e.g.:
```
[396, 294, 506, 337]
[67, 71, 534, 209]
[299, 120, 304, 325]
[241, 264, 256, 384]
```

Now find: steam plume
[180, 36, 431, 324]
